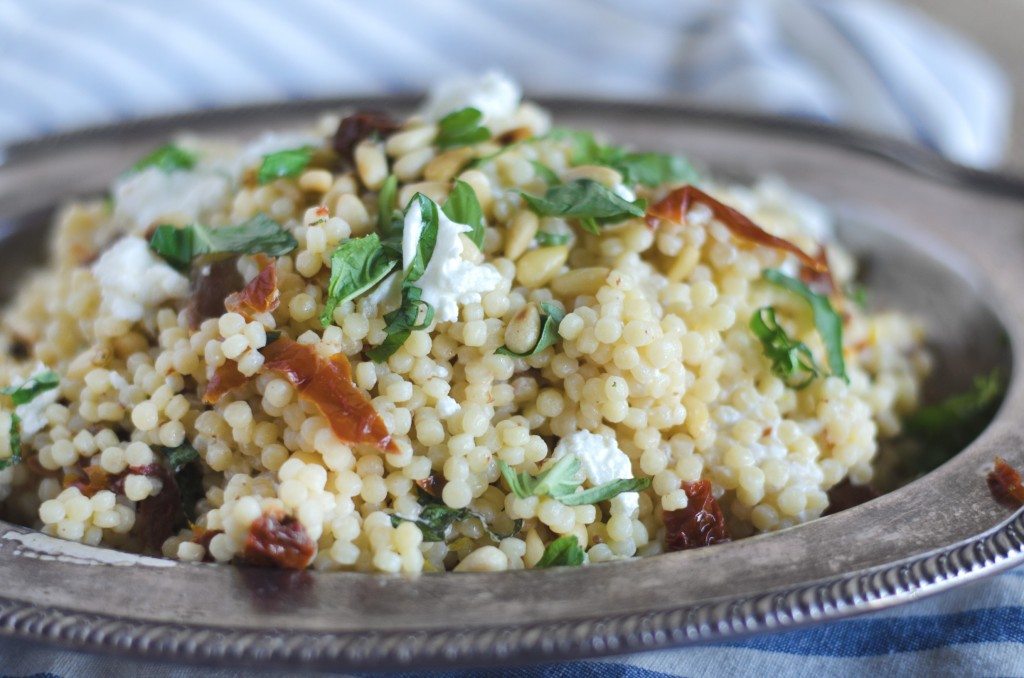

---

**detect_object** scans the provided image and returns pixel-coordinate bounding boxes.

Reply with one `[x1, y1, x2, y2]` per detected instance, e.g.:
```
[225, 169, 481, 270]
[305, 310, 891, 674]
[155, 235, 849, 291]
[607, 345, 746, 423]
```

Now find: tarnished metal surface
[0, 98, 1020, 670]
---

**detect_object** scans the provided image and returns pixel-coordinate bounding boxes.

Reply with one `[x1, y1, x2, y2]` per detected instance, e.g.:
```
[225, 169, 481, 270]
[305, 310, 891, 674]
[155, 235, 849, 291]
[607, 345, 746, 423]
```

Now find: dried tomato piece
[225, 256, 280, 319]
[62, 465, 111, 497]
[187, 256, 244, 329]
[647, 185, 829, 275]
[416, 473, 447, 499]
[134, 464, 181, 551]
[192, 526, 223, 563]
[823, 479, 880, 516]
[332, 111, 400, 163]
[202, 359, 249, 405]
[663, 480, 729, 551]
[261, 337, 396, 453]
[243, 512, 316, 570]
[988, 457, 1024, 508]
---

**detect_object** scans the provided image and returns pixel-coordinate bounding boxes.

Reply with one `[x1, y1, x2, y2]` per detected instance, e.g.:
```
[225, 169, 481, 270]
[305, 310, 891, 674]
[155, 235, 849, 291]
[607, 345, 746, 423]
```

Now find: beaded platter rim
[0, 97, 1023, 670]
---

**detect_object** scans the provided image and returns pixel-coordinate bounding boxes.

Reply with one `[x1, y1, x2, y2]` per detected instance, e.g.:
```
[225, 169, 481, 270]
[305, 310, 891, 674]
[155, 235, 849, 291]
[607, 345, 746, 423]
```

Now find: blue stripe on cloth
[364, 661, 675, 678]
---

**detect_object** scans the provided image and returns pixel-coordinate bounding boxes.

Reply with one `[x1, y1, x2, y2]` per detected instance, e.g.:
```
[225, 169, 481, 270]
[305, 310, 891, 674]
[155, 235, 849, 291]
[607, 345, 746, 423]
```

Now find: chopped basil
[762, 269, 847, 382]
[546, 129, 699, 186]
[536, 535, 585, 568]
[159, 442, 203, 523]
[405, 194, 440, 283]
[500, 455, 580, 500]
[534, 231, 571, 247]
[557, 477, 652, 506]
[366, 285, 435, 362]
[130, 144, 197, 174]
[436, 107, 491, 149]
[847, 284, 868, 310]
[1, 370, 59, 405]
[265, 330, 282, 344]
[377, 174, 401, 234]
[906, 369, 1004, 444]
[520, 179, 645, 235]
[257, 146, 314, 184]
[499, 453, 648, 507]
[320, 234, 398, 327]
[442, 180, 485, 249]
[149, 213, 298, 272]
[496, 302, 566, 357]
[750, 306, 820, 389]
[530, 161, 561, 185]
[1, 371, 59, 470]
[390, 489, 522, 543]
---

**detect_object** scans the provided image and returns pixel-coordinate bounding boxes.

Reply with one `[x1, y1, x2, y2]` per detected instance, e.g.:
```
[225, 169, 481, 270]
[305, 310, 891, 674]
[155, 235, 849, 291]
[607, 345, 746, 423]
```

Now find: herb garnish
[546, 129, 699, 187]
[405, 194, 440, 283]
[436, 107, 491, 149]
[442, 180, 485, 249]
[149, 214, 298, 272]
[257, 147, 314, 184]
[498, 454, 650, 506]
[390, 489, 522, 542]
[1, 370, 59, 470]
[906, 370, 1004, 449]
[319, 233, 397, 327]
[520, 179, 645, 235]
[530, 161, 561, 185]
[762, 269, 847, 382]
[159, 442, 203, 522]
[750, 307, 820, 389]
[535, 231, 571, 247]
[366, 285, 435, 362]
[130, 144, 197, 174]
[377, 174, 401, 235]
[536, 535, 585, 568]
[496, 302, 566, 357]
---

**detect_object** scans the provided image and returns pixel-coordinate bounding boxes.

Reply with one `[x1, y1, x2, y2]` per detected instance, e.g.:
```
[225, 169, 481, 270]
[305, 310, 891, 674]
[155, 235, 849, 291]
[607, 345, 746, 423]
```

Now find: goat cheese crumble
[420, 71, 521, 130]
[554, 430, 640, 516]
[13, 367, 59, 438]
[92, 237, 190, 322]
[112, 167, 230, 232]
[402, 198, 502, 323]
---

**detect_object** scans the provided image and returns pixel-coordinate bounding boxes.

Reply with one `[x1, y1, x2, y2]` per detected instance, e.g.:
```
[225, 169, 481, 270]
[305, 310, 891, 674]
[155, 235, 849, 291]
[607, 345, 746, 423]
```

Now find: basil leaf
[534, 231, 571, 247]
[520, 179, 645, 235]
[546, 129, 602, 165]
[763, 269, 847, 382]
[906, 369, 1004, 443]
[377, 174, 400, 233]
[405, 194, 440, 283]
[320, 234, 398, 326]
[442, 180, 485, 249]
[610, 152, 699, 187]
[557, 477, 652, 506]
[530, 161, 561, 185]
[750, 306, 821, 389]
[536, 535, 585, 568]
[436, 107, 491, 149]
[257, 146, 314, 184]
[1, 370, 59, 406]
[499, 454, 581, 500]
[159, 442, 203, 522]
[366, 284, 435, 362]
[496, 302, 566, 357]
[391, 504, 470, 542]
[149, 213, 298, 272]
[130, 144, 197, 174]
[847, 284, 868, 310]
[2, 413, 21, 471]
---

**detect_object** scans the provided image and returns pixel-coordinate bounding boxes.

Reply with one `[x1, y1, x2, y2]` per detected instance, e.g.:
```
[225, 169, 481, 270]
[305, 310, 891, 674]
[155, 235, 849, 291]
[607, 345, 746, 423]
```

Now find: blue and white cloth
[0, 0, 1012, 166]
[0, 0, 1020, 674]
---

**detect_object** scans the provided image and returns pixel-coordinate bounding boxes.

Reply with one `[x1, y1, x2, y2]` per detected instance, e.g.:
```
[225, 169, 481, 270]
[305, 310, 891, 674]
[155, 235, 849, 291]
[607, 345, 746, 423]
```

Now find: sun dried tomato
[192, 526, 223, 563]
[243, 512, 316, 570]
[62, 465, 111, 497]
[988, 457, 1024, 508]
[134, 464, 181, 551]
[823, 479, 880, 516]
[186, 256, 244, 329]
[663, 480, 729, 551]
[646, 185, 829, 275]
[261, 337, 396, 453]
[202, 359, 249, 405]
[332, 111, 400, 163]
[416, 473, 447, 499]
[225, 256, 279, 319]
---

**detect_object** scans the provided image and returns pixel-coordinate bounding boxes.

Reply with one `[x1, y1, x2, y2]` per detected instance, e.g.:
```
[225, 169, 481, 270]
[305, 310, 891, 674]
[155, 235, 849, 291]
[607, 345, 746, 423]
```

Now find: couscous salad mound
[0, 74, 930, 573]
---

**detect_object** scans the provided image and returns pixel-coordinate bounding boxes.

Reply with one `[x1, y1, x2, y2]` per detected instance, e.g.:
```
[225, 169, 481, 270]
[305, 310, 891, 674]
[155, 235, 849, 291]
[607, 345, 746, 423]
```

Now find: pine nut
[424, 148, 475, 183]
[668, 246, 700, 282]
[504, 210, 539, 261]
[456, 169, 493, 214]
[515, 245, 569, 288]
[504, 303, 541, 354]
[355, 139, 388, 190]
[398, 181, 450, 208]
[551, 267, 610, 297]
[385, 124, 438, 157]
[393, 147, 435, 182]
[334, 193, 372, 236]
[562, 164, 622, 187]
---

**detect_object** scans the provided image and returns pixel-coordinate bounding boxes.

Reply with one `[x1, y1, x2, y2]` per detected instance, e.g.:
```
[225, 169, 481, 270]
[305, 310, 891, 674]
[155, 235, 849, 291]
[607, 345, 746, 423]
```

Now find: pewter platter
[0, 98, 1021, 671]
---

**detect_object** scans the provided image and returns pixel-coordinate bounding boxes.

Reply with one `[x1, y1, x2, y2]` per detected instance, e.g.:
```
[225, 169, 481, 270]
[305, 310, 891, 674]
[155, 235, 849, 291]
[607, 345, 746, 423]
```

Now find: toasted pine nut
[385, 124, 438, 157]
[454, 545, 508, 572]
[424, 148, 475, 183]
[504, 303, 541, 354]
[551, 267, 610, 297]
[334, 194, 372, 236]
[398, 181, 450, 208]
[515, 245, 569, 288]
[393, 147, 435, 182]
[355, 139, 388, 190]
[460, 234, 484, 263]
[504, 210, 539, 261]
[562, 164, 622, 187]
[667, 246, 700, 282]
[456, 169, 493, 214]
